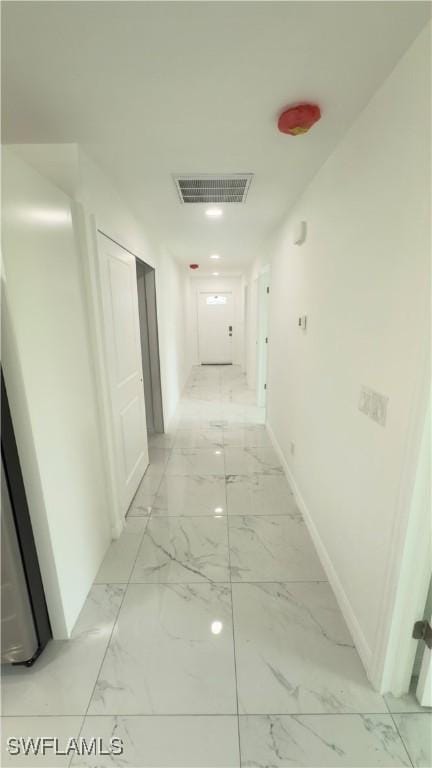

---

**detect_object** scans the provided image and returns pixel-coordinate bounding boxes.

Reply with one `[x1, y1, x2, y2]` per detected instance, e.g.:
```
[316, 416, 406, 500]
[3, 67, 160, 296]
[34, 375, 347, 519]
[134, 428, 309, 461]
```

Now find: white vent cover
[173, 174, 253, 204]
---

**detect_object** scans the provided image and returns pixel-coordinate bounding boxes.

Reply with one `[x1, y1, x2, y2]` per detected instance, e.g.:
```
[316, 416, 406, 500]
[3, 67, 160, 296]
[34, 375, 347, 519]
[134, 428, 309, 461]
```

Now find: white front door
[198, 292, 233, 364]
[97, 233, 148, 515]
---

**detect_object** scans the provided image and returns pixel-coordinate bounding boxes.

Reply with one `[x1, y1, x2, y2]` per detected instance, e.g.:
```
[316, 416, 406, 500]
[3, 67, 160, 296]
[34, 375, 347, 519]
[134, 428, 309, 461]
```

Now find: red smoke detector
[189, 264, 199, 270]
[278, 103, 321, 136]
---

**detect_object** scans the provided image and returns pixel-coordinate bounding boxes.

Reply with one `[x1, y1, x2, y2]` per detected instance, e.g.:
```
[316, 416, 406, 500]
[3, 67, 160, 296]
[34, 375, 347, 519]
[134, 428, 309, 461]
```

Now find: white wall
[156, 250, 193, 428]
[9, 144, 193, 431]
[75, 151, 192, 430]
[187, 276, 245, 368]
[77, 150, 155, 264]
[2, 148, 111, 638]
[2, 146, 192, 636]
[263, 25, 430, 687]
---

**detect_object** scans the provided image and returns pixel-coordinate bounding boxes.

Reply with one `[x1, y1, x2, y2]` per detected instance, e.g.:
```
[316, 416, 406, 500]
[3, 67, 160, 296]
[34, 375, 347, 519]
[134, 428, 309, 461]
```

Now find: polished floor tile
[95, 518, 148, 583]
[128, 467, 164, 514]
[130, 516, 230, 583]
[4, 364, 413, 766]
[385, 677, 432, 713]
[88, 583, 237, 715]
[173, 429, 224, 450]
[226, 473, 300, 517]
[165, 448, 225, 476]
[239, 714, 411, 767]
[229, 516, 326, 582]
[223, 425, 272, 448]
[225, 447, 282, 475]
[72, 715, 240, 767]
[232, 581, 387, 714]
[148, 432, 175, 449]
[1, 716, 84, 767]
[392, 713, 432, 767]
[151, 475, 227, 516]
[2, 585, 124, 716]
[148, 446, 171, 468]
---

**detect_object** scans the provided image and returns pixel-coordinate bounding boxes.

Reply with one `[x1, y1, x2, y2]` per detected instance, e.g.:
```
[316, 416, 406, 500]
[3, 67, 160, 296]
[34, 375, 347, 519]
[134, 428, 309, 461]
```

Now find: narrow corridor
[1, 367, 429, 766]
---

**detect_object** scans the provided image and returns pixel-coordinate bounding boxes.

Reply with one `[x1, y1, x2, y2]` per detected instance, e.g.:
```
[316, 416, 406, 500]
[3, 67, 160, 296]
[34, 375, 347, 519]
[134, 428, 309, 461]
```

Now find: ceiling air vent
[173, 174, 253, 204]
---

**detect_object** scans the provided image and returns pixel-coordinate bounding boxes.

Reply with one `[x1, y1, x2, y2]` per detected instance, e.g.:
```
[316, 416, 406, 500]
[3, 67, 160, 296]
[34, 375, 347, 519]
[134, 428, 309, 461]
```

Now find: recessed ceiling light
[210, 254, 220, 260]
[212, 272, 219, 276]
[206, 208, 223, 218]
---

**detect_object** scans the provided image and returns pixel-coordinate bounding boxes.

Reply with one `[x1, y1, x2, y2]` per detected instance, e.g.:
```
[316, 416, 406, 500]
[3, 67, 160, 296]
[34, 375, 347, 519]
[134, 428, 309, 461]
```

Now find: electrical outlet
[358, 386, 372, 416]
[359, 386, 388, 427]
[370, 392, 388, 426]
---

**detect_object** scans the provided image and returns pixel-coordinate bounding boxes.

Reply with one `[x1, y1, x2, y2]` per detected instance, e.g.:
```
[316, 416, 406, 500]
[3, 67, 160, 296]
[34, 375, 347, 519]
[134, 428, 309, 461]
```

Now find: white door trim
[370, 355, 431, 694]
[76, 207, 148, 538]
[256, 272, 270, 409]
[74, 206, 122, 538]
[197, 290, 234, 365]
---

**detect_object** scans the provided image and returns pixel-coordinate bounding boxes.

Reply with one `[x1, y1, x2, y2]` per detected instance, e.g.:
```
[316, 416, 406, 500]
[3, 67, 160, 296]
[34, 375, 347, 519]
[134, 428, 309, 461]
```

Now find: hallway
[2, 366, 428, 766]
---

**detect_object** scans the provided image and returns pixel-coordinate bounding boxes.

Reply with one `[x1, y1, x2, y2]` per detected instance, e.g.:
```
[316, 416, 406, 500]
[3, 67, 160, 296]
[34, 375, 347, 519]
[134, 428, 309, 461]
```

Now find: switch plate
[359, 386, 388, 427]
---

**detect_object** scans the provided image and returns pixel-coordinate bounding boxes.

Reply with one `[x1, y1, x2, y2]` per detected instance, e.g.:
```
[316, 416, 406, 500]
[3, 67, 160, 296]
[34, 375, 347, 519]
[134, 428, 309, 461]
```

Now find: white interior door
[198, 292, 233, 364]
[97, 233, 148, 515]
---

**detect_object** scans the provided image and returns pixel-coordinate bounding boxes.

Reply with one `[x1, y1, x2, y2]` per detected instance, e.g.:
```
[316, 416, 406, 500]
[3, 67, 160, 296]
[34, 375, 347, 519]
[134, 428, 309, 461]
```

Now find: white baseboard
[266, 420, 373, 677]
[111, 518, 124, 540]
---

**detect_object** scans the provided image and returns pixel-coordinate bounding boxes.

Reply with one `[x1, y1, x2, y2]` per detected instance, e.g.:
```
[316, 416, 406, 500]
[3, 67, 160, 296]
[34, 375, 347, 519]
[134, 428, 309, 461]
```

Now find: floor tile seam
[1, 715, 88, 719]
[3, 711, 407, 719]
[124, 579, 331, 586]
[225, 511, 242, 758]
[387, 711, 415, 768]
[66, 714, 86, 768]
[127, 514, 152, 585]
[79, 579, 130, 724]
[94, 580, 332, 588]
[383, 710, 432, 716]
[225, 513, 307, 519]
[144, 513, 302, 519]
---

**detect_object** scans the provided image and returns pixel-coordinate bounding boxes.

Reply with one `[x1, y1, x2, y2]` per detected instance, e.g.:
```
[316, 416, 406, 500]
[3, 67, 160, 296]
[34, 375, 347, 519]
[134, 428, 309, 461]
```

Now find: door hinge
[265, 337, 268, 344]
[266, 286, 270, 294]
[264, 383, 267, 390]
[413, 620, 432, 649]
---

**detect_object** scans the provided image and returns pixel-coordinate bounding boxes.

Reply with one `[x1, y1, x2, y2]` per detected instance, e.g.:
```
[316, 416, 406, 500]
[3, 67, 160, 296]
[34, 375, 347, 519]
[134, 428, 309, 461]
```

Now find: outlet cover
[359, 386, 388, 427]
[370, 391, 388, 426]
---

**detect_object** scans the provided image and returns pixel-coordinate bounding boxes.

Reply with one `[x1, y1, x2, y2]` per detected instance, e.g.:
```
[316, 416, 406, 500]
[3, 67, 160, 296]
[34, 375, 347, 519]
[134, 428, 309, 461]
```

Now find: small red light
[189, 264, 199, 270]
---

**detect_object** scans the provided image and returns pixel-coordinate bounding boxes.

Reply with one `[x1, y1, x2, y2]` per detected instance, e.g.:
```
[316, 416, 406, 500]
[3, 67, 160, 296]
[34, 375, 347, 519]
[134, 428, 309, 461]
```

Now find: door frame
[75, 206, 152, 538]
[136, 259, 164, 434]
[373, 393, 431, 696]
[197, 290, 234, 365]
[256, 267, 271, 409]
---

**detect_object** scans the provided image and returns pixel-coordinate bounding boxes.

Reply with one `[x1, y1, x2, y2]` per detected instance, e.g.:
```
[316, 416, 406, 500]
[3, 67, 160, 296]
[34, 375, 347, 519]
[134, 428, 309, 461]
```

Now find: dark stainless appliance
[1, 373, 51, 665]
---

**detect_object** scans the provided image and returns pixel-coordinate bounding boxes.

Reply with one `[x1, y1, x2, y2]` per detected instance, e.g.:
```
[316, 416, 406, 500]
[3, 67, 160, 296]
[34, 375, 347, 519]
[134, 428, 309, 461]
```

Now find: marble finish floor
[1, 366, 429, 766]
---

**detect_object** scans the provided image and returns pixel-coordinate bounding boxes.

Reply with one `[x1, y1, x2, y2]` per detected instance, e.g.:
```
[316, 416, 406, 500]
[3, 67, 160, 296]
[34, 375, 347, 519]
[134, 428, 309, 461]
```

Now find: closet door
[97, 232, 148, 514]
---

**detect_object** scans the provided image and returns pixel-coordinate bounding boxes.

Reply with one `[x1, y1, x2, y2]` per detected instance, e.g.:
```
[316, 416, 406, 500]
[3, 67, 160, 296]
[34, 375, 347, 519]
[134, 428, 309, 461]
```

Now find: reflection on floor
[2, 366, 430, 766]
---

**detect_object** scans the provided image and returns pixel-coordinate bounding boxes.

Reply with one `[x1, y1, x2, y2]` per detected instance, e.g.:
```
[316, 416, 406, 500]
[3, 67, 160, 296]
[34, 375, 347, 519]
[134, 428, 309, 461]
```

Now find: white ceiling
[3, 1, 430, 274]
